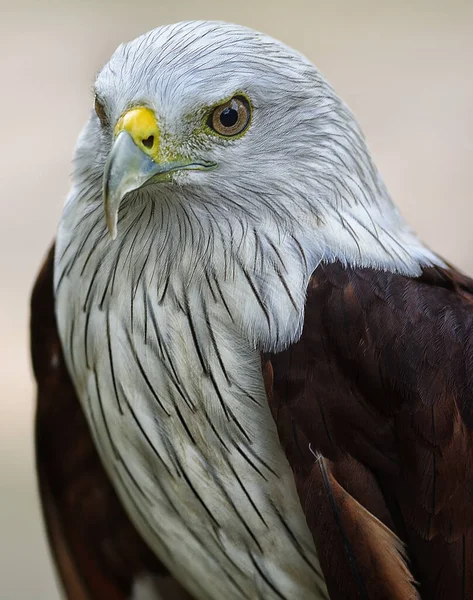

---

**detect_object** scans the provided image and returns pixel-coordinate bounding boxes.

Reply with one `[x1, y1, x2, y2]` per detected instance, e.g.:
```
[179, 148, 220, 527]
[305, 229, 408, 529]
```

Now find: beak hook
[102, 131, 160, 240]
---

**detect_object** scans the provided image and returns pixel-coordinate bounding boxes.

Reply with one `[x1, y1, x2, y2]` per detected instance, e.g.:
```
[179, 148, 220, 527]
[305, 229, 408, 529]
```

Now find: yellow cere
[114, 106, 161, 160]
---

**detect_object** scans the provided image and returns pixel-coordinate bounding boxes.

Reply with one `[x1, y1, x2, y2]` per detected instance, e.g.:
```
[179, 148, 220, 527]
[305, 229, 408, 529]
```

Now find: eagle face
[69, 20, 438, 281]
[81, 21, 368, 246]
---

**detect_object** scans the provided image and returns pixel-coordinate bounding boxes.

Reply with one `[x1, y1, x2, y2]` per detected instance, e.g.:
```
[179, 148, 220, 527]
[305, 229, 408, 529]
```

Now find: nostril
[142, 135, 154, 149]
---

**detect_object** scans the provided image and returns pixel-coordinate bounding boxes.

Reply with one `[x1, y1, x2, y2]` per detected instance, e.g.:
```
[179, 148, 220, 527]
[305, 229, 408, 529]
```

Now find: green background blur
[1, 0, 472, 597]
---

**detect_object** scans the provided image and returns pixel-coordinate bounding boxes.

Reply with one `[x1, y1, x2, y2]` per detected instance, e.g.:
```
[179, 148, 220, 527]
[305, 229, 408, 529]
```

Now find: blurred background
[1, 0, 472, 597]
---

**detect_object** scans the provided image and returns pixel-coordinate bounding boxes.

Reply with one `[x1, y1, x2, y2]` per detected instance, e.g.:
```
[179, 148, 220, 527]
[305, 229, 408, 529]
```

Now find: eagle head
[64, 20, 439, 328]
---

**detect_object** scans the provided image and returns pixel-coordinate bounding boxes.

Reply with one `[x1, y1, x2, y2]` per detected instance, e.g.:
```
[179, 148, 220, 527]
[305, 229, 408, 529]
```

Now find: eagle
[30, 20, 473, 600]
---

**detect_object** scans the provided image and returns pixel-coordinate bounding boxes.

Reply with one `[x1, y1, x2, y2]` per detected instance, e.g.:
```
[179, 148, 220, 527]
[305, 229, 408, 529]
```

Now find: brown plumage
[31, 247, 473, 599]
[264, 262, 473, 599]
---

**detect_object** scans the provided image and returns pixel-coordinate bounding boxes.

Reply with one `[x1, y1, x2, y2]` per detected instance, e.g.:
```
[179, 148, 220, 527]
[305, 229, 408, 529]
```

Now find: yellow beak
[114, 106, 161, 161]
[103, 107, 161, 240]
[102, 106, 216, 240]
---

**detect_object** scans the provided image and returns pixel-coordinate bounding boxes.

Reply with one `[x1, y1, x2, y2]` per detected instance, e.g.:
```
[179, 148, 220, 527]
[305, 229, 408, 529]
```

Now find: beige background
[1, 0, 472, 598]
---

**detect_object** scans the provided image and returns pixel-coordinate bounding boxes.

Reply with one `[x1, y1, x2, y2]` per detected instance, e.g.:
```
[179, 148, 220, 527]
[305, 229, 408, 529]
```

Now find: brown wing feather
[264, 262, 473, 599]
[262, 354, 419, 599]
[314, 456, 418, 600]
[31, 245, 193, 600]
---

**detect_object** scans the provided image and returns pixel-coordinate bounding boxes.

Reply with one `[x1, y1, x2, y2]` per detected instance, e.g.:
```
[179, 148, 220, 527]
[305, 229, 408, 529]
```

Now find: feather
[265, 261, 473, 599]
[31, 246, 193, 600]
[313, 457, 419, 600]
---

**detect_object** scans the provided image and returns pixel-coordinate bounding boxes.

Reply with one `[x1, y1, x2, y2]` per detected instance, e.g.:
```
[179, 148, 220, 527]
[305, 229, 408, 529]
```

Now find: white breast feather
[55, 194, 327, 600]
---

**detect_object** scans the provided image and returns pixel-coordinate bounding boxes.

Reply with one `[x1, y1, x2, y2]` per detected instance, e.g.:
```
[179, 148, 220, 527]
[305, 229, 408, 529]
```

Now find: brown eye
[94, 95, 108, 127]
[209, 96, 251, 137]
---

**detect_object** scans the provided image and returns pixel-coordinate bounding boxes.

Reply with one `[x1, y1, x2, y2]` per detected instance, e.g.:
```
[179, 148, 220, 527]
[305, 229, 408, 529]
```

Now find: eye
[208, 96, 251, 137]
[94, 95, 108, 127]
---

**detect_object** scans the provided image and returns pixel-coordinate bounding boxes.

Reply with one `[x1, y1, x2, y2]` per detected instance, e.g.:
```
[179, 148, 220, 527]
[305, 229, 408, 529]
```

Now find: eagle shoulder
[264, 261, 473, 599]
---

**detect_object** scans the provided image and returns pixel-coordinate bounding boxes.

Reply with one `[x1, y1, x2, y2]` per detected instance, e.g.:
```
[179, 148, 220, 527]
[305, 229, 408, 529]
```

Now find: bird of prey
[30, 20, 473, 600]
